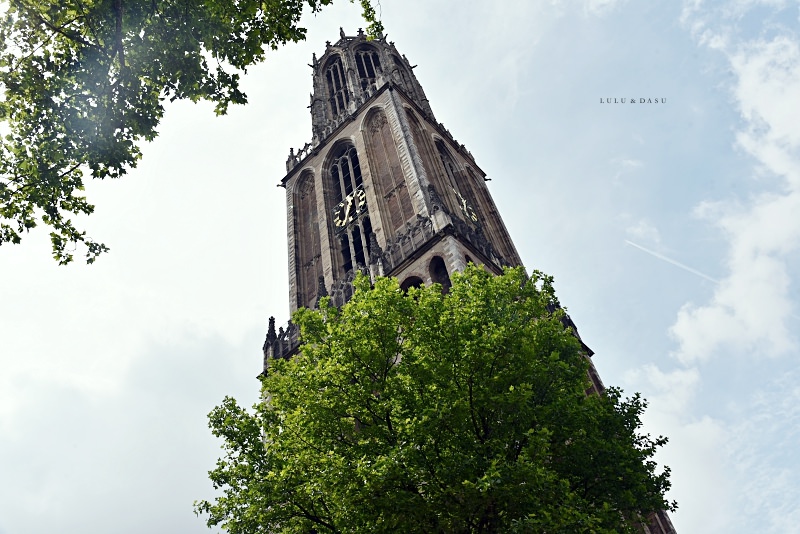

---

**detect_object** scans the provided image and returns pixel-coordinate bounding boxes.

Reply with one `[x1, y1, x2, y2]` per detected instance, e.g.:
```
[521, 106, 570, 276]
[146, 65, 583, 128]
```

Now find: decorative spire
[317, 275, 328, 298]
[368, 232, 383, 263]
[427, 184, 447, 213]
[340, 27, 346, 40]
[266, 316, 277, 343]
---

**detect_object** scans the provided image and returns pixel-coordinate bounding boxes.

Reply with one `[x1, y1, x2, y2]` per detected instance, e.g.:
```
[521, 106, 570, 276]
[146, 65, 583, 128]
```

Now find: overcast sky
[2, 1, 799, 532]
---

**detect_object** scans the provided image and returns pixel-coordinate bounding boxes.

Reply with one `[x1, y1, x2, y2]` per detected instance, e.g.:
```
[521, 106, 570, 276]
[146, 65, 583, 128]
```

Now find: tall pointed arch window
[435, 138, 460, 192]
[325, 55, 350, 117]
[392, 55, 415, 97]
[460, 167, 487, 223]
[294, 171, 322, 309]
[355, 45, 382, 91]
[365, 109, 414, 236]
[406, 109, 453, 214]
[465, 167, 515, 262]
[406, 109, 437, 181]
[436, 139, 480, 225]
[331, 145, 363, 205]
[329, 144, 371, 274]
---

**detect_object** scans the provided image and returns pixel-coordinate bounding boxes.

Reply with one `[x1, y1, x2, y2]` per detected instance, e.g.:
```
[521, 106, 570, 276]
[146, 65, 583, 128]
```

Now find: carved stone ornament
[368, 111, 388, 134]
[427, 184, 447, 213]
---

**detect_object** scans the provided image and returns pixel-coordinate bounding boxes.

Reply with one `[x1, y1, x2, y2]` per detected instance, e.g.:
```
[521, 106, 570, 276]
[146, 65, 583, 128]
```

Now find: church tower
[285, 28, 520, 311]
[261, 29, 676, 534]
[263, 28, 524, 360]
[261, 27, 610, 390]
[262, 29, 599, 387]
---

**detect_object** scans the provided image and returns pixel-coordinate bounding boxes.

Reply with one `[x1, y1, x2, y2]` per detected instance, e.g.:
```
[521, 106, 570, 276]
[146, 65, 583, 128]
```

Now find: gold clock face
[333, 187, 367, 228]
[452, 187, 479, 223]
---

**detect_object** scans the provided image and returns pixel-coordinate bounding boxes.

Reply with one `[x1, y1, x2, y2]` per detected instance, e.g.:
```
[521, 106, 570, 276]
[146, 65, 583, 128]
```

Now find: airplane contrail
[624, 240, 719, 284]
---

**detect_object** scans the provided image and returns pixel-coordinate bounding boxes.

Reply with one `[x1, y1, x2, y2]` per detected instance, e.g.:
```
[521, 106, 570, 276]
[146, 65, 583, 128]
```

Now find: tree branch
[112, 0, 125, 69]
[15, 0, 103, 53]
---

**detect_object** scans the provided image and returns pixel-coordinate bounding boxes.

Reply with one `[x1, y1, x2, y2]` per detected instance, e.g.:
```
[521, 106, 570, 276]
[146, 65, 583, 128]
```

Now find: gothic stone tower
[264, 27, 584, 375]
[261, 29, 676, 534]
[263, 27, 616, 398]
[262, 28, 524, 359]
[287, 28, 520, 311]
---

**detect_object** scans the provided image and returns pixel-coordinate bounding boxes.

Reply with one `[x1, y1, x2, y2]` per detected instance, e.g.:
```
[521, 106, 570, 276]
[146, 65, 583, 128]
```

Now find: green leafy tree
[196, 266, 675, 533]
[0, 0, 381, 263]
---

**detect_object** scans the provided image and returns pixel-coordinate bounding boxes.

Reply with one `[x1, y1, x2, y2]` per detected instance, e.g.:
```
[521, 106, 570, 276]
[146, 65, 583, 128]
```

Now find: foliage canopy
[0, 0, 381, 263]
[196, 266, 675, 533]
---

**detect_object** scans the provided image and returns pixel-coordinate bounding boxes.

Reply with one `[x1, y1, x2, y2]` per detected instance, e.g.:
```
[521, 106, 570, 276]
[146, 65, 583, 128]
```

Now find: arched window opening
[435, 139, 459, 192]
[406, 109, 450, 213]
[400, 276, 424, 292]
[339, 233, 353, 273]
[465, 255, 474, 266]
[436, 140, 480, 225]
[325, 55, 350, 117]
[429, 256, 451, 293]
[339, 220, 371, 274]
[329, 144, 371, 275]
[331, 145, 363, 205]
[392, 55, 414, 95]
[352, 225, 366, 267]
[365, 109, 414, 237]
[406, 109, 435, 177]
[362, 217, 373, 258]
[460, 168, 485, 224]
[355, 46, 382, 91]
[464, 166, 516, 262]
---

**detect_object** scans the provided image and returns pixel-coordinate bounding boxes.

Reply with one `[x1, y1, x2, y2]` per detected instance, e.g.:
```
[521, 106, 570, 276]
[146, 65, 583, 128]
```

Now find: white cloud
[612, 158, 644, 185]
[625, 364, 735, 531]
[626, 219, 662, 249]
[627, 364, 699, 413]
[584, 0, 629, 16]
[733, 36, 800, 173]
[671, 11, 800, 364]
[664, 416, 734, 532]
[670, 246, 794, 363]
[725, 370, 800, 532]
[629, 361, 800, 532]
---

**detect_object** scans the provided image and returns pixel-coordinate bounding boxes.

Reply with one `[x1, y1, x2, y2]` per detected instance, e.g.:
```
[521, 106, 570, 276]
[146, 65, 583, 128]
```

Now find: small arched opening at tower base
[399, 275, 423, 293]
[354, 44, 382, 91]
[465, 254, 474, 266]
[429, 256, 451, 293]
[323, 54, 350, 118]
